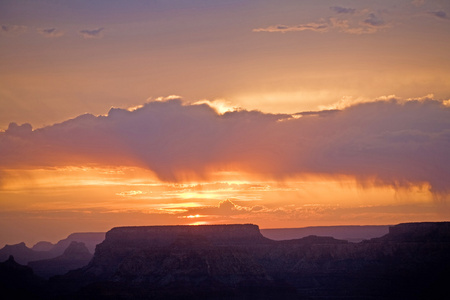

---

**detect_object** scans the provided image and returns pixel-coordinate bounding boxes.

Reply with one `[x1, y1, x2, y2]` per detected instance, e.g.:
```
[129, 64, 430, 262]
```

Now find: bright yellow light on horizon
[189, 221, 209, 226]
[0, 164, 440, 236]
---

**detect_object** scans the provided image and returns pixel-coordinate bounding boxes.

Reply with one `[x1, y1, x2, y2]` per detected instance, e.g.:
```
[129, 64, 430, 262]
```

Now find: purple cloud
[37, 28, 64, 38]
[330, 6, 356, 14]
[253, 23, 329, 33]
[79, 27, 104, 39]
[429, 11, 449, 20]
[1, 98, 449, 193]
[255, 9, 389, 35]
[1, 24, 27, 35]
[363, 13, 385, 27]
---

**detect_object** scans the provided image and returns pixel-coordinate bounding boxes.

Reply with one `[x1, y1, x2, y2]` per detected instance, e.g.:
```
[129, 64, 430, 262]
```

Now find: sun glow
[178, 192, 221, 199]
[189, 221, 209, 226]
[193, 99, 239, 114]
[0, 164, 442, 247]
[183, 214, 201, 219]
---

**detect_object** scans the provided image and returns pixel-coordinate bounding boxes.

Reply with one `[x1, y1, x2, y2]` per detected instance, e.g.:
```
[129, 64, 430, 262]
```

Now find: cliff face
[51, 223, 450, 299]
[84, 224, 272, 284]
[382, 222, 450, 242]
[104, 224, 267, 246]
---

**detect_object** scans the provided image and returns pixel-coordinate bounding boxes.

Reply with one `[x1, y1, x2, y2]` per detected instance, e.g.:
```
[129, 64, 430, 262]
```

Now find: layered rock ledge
[104, 224, 269, 247]
[50, 222, 450, 299]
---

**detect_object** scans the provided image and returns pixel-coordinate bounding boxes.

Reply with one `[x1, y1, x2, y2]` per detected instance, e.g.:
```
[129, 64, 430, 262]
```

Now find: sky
[1, 0, 450, 247]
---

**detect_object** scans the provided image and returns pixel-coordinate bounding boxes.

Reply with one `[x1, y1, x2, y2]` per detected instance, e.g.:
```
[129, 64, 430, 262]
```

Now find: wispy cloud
[1, 24, 27, 36]
[330, 6, 356, 14]
[253, 23, 328, 33]
[79, 27, 104, 39]
[1, 97, 449, 193]
[363, 13, 386, 27]
[429, 11, 450, 20]
[254, 8, 389, 35]
[37, 28, 64, 38]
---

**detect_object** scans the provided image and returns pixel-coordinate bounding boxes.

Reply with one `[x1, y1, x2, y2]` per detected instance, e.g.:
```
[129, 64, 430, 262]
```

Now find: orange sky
[1, 166, 447, 247]
[1, 0, 450, 247]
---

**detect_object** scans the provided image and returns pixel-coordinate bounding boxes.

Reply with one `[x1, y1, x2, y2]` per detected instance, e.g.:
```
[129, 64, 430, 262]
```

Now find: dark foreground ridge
[2, 222, 450, 299]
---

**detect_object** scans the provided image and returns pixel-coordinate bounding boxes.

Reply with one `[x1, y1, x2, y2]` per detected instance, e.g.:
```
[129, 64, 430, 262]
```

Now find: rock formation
[0, 232, 105, 266]
[51, 222, 450, 299]
[28, 241, 93, 278]
[0, 256, 44, 299]
[261, 225, 390, 242]
[32, 241, 55, 252]
[2, 222, 449, 299]
[0, 242, 54, 265]
[48, 232, 105, 256]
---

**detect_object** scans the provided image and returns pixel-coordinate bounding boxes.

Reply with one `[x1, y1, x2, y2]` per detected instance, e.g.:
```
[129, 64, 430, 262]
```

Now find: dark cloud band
[1, 98, 449, 193]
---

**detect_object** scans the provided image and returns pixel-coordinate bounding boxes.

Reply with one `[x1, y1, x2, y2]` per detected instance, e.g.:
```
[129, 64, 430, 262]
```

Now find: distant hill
[261, 225, 390, 242]
[46, 232, 105, 255]
[28, 241, 93, 278]
[31, 241, 54, 252]
[0, 232, 105, 265]
[0, 243, 53, 265]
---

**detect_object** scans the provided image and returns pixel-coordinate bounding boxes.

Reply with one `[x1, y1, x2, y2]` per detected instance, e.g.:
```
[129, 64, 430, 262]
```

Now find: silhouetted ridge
[9, 222, 450, 299]
[105, 224, 269, 246]
[0, 242, 54, 265]
[28, 241, 93, 278]
[261, 225, 389, 242]
[50, 232, 105, 255]
[32, 241, 54, 252]
[0, 255, 44, 299]
[384, 222, 450, 242]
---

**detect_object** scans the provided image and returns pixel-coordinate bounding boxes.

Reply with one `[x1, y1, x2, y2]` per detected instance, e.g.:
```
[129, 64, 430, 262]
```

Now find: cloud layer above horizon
[1, 98, 449, 194]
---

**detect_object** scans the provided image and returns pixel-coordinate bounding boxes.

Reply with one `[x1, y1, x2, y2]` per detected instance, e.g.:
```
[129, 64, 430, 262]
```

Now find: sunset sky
[1, 0, 450, 247]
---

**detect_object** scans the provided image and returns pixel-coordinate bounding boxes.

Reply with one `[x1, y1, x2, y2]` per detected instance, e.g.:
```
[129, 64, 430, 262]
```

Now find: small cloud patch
[429, 11, 450, 20]
[1, 24, 27, 36]
[79, 27, 104, 39]
[37, 28, 64, 38]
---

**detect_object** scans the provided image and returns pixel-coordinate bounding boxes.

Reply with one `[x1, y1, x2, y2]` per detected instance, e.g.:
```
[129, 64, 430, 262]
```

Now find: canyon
[1, 222, 449, 299]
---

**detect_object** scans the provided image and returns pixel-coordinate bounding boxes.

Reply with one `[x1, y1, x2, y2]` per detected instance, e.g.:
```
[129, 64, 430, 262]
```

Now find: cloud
[1, 97, 449, 194]
[5, 122, 33, 136]
[37, 28, 64, 38]
[1, 24, 27, 35]
[429, 11, 450, 20]
[363, 13, 386, 27]
[319, 94, 435, 111]
[79, 27, 104, 39]
[329, 18, 381, 34]
[192, 99, 240, 114]
[330, 6, 356, 14]
[254, 10, 389, 35]
[253, 23, 329, 33]
[177, 199, 263, 219]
